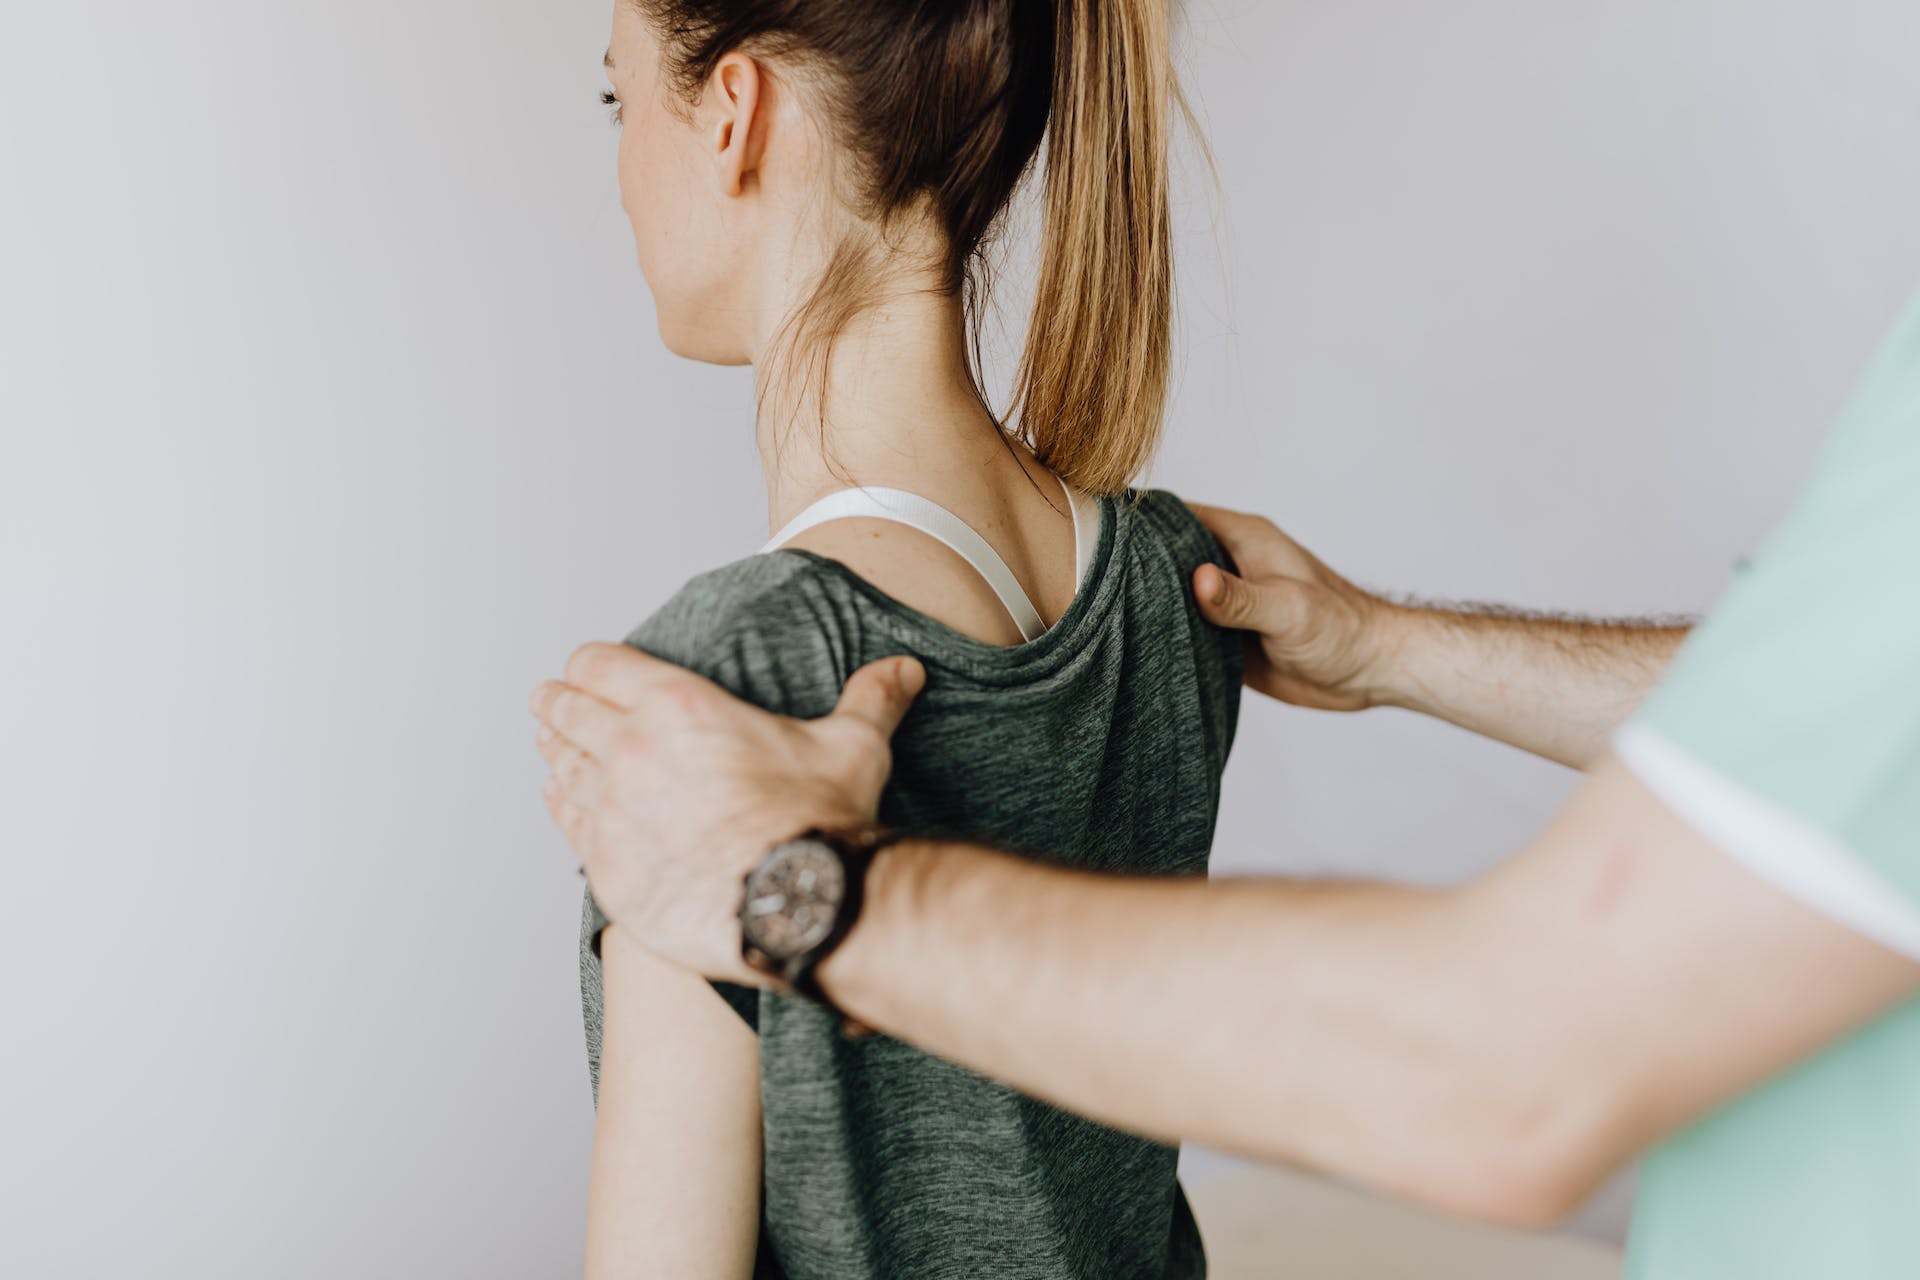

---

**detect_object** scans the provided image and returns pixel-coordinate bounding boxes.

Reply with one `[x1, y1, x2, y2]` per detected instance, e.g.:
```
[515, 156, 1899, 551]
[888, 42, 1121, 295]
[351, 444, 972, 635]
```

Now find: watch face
[742, 839, 847, 962]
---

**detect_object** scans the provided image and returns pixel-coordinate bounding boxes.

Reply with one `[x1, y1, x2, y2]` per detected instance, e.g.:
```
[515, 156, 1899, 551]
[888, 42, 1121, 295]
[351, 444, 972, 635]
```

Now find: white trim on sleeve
[1614, 722, 1920, 964]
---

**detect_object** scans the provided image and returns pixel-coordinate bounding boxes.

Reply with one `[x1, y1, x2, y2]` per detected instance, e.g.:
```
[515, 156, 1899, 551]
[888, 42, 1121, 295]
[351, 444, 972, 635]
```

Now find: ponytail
[644, 0, 1191, 495]
[1013, 0, 1175, 496]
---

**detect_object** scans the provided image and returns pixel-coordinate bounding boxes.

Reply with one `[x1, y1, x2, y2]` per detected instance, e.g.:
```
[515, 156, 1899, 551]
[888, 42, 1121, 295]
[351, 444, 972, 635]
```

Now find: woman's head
[602, 0, 1182, 495]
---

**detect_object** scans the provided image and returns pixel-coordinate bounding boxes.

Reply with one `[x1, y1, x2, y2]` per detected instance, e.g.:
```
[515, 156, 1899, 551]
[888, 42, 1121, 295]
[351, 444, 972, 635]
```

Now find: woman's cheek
[617, 134, 653, 262]
[618, 133, 738, 361]
[636, 209, 712, 357]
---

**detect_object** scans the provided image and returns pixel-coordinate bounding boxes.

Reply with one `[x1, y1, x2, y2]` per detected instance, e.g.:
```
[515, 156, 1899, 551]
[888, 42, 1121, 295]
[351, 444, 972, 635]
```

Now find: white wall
[4, 0, 1917, 1274]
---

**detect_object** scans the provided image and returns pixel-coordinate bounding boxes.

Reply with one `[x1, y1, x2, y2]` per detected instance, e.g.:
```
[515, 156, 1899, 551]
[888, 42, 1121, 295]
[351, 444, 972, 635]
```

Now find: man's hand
[1186, 503, 1688, 766]
[1188, 503, 1402, 711]
[528, 644, 925, 978]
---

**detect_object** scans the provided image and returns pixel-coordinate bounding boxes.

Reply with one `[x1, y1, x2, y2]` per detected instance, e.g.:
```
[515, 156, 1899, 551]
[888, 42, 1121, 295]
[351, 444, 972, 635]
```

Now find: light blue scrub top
[1614, 284, 1920, 1278]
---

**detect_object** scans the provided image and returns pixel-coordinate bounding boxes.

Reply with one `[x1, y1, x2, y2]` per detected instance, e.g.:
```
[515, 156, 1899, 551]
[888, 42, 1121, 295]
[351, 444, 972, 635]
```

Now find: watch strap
[744, 823, 904, 1034]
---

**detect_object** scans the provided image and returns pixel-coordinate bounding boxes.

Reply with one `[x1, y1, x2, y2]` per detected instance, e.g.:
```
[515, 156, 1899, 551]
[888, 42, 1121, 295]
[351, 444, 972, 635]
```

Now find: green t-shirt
[580, 489, 1242, 1280]
[1614, 285, 1920, 1278]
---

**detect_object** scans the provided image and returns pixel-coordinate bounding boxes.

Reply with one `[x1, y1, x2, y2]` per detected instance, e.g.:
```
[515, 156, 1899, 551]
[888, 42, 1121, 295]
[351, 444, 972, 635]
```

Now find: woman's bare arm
[585, 922, 762, 1279]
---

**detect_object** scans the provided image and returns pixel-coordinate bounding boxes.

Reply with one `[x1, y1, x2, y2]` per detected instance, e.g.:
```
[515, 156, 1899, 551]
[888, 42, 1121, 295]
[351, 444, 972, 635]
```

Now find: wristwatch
[737, 823, 904, 1033]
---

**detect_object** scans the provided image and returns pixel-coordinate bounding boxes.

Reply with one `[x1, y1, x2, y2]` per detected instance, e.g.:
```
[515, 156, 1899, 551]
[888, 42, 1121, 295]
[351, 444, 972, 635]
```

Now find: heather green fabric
[579, 487, 1241, 1280]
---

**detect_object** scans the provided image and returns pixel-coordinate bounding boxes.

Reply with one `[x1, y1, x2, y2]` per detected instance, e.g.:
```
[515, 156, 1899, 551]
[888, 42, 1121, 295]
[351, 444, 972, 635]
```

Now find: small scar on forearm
[1586, 848, 1637, 918]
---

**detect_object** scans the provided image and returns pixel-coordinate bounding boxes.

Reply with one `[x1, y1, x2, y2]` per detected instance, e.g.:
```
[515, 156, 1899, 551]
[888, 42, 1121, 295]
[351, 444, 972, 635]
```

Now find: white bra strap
[762, 486, 1048, 641]
[1061, 472, 1097, 591]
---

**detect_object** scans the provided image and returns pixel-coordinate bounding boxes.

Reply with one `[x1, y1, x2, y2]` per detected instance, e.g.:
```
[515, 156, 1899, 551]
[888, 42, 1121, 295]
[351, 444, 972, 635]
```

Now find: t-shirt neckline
[764, 490, 1124, 683]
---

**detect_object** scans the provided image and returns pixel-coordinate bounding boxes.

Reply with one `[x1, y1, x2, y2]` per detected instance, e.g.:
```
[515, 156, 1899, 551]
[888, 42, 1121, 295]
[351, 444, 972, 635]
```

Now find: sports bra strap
[1064, 477, 1096, 588]
[761, 473, 1092, 643]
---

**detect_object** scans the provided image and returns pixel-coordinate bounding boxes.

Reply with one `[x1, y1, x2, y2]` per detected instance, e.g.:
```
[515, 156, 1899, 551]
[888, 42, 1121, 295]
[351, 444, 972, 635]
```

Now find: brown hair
[639, 0, 1186, 496]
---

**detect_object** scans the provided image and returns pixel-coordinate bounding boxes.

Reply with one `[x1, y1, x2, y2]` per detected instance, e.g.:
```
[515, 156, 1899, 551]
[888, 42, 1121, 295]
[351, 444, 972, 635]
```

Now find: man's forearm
[811, 754, 1920, 1230]
[1187, 506, 1690, 767]
[545, 636, 1920, 1234]
[815, 838, 1604, 1226]
[1373, 602, 1691, 768]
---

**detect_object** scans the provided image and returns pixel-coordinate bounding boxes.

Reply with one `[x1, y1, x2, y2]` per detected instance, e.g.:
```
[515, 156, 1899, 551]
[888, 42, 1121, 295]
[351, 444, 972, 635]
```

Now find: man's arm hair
[1187, 506, 1693, 768]
[1373, 598, 1695, 768]
[817, 755, 1920, 1225]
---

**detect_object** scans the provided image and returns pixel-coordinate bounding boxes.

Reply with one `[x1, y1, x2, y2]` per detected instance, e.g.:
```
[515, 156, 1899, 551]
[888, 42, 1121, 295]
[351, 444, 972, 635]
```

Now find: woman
[576, 1, 1240, 1276]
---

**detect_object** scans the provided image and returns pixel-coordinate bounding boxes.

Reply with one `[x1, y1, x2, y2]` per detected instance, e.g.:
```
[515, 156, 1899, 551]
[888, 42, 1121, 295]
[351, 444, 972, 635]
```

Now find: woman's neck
[750, 286, 1042, 533]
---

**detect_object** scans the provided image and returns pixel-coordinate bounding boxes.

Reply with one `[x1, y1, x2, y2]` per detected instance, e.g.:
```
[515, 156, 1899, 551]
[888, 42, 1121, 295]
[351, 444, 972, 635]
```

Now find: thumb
[1194, 563, 1308, 638]
[831, 655, 926, 739]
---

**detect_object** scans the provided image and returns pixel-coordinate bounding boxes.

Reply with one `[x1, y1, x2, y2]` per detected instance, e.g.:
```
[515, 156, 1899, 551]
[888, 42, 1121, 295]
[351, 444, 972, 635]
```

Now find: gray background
[5, 0, 1918, 1274]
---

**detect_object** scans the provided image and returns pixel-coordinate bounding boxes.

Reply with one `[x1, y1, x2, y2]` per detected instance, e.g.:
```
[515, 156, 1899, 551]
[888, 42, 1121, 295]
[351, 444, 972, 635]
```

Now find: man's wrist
[1354, 599, 1428, 712]
[719, 808, 870, 981]
[808, 838, 929, 1020]
[1370, 600, 1528, 719]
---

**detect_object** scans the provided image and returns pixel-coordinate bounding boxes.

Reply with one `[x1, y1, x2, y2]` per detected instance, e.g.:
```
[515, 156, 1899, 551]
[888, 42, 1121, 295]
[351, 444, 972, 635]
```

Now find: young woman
[576, 2, 1241, 1276]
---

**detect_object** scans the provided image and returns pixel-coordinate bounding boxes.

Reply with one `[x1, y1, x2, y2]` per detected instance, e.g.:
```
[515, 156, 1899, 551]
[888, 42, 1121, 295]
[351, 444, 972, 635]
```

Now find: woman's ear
[707, 51, 766, 198]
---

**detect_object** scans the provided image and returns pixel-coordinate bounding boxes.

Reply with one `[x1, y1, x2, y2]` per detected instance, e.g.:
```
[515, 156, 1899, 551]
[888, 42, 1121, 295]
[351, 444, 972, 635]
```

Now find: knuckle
[663, 675, 706, 721]
[564, 641, 615, 687]
[545, 685, 575, 735]
[628, 665, 705, 727]
[656, 671, 721, 729]
[608, 725, 652, 765]
[831, 724, 890, 785]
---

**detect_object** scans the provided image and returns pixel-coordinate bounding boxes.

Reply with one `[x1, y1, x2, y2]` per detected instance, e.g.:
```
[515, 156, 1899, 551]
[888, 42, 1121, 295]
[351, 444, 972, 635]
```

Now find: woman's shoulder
[620, 552, 864, 718]
[1120, 486, 1229, 568]
[1117, 486, 1245, 764]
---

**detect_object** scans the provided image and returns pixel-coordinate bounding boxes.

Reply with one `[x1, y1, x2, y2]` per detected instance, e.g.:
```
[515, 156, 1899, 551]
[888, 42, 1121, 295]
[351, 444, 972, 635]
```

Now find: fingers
[831, 656, 926, 739]
[1193, 561, 1249, 626]
[558, 639, 690, 708]
[530, 680, 628, 759]
[536, 719, 606, 809]
[1187, 502, 1275, 565]
[1193, 562, 1309, 638]
[1184, 501, 1239, 533]
[542, 768, 591, 852]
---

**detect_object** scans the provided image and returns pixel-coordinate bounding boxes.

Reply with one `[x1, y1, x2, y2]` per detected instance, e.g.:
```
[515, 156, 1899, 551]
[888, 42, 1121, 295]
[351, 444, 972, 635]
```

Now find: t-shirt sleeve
[577, 556, 859, 1099]
[1614, 285, 1920, 960]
